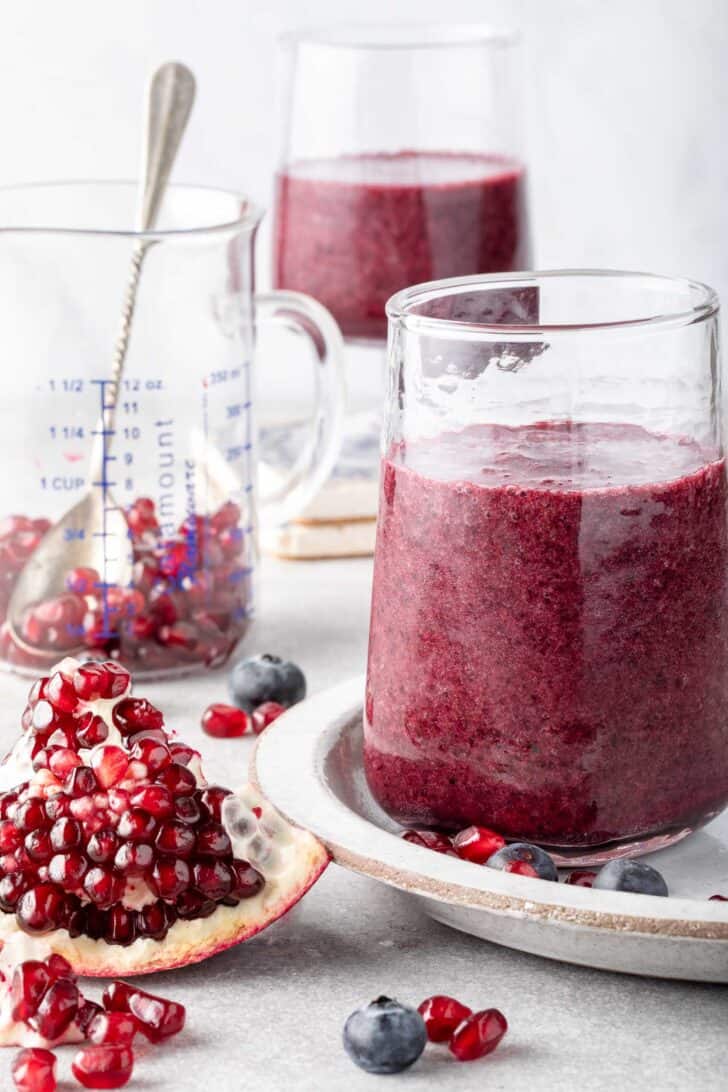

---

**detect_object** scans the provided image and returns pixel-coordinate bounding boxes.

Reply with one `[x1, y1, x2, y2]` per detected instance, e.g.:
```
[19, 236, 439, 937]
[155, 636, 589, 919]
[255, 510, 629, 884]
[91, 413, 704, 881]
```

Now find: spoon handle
[104, 61, 196, 432]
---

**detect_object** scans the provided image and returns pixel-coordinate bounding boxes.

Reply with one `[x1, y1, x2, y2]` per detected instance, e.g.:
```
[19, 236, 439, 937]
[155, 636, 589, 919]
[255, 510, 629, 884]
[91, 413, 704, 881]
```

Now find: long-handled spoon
[7, 61, 196, 662]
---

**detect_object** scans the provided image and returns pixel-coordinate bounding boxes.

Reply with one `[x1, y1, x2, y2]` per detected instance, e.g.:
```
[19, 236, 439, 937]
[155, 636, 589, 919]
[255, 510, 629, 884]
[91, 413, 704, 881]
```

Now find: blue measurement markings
[90, 379, 124, 640]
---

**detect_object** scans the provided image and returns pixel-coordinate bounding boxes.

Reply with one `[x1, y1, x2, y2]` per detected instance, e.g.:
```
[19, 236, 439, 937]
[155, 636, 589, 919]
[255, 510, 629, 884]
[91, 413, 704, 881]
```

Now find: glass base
[542, 824, 698, 867]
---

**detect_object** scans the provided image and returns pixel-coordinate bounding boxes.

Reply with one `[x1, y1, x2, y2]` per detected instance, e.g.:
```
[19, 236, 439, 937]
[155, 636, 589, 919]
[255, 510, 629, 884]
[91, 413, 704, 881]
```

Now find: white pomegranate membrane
[0, 657, 328, 977]
[0, 497, 251, 674]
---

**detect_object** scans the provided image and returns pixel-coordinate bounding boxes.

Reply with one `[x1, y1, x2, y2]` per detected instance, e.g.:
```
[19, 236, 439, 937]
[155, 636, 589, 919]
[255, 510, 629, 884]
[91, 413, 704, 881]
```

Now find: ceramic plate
[251, 677, 728, 982]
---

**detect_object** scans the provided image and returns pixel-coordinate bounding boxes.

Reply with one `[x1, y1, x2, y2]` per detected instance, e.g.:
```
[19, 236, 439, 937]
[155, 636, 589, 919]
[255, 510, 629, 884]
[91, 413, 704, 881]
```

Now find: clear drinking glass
[0, 181, 345, 677]
[365, 270, 728, 863]
[273, 24, 532, 348]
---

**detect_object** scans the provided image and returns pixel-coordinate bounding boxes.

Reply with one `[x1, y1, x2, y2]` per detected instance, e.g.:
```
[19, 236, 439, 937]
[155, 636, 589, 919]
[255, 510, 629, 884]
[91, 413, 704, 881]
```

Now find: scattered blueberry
[486, 842, 558, 881]
[228, 653, 306, 713]
[343, 996, 427, 1074]
[593, 858, 668, 896]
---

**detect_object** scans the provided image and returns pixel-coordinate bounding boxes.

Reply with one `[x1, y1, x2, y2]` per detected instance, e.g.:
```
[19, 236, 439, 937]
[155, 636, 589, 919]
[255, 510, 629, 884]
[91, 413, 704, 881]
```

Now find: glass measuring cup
[365, 271, 728, 863]
[0, 181, 345, 677]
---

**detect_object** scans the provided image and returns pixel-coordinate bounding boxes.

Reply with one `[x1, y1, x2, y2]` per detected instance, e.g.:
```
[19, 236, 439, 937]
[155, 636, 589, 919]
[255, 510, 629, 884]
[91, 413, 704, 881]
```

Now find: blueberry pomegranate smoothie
[364, 421, 728, 847]
[274, 152, 530, 341]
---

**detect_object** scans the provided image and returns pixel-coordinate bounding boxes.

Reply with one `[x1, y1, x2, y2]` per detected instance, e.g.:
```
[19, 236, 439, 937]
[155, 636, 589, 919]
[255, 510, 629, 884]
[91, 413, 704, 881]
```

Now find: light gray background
[1, 0, 726, 300]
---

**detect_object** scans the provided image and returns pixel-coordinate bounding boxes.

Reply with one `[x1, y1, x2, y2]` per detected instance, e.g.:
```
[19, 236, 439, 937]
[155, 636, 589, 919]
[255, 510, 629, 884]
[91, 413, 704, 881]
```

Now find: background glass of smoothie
[273, 24, 532, 420]
[365, 270, 728, 863]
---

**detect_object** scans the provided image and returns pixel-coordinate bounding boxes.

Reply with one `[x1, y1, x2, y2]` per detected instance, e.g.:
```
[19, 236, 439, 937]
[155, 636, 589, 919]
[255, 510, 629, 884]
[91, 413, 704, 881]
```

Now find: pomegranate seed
[168, 742, 197, 766]
[45, 795, 71, 822]
[449, 1008, 508, 1062]
[566, 870, 598, 888]
[32, 700, 55, 731]
[112, 698, 163, 735]
[507, 861, 539, 877]
[45, 953, 74, 981]
[10, 960, 51, 1021]
[49, 817, 81, 852]
[73, 663, 109, 701]
[71, 1045, 134, 1089]
[155, 822, 196, 857]
[90, 746, 129, 789]
[66, 567, 100, 596]
[192, 859, 233, 901]
[0, 873, 30, 910]
[200, 786, 231, 822]
[155, 762, 196, 796]
[452, 826, 506, 864]
[12, 1048, 57, 1092]
[418, 995, 473, 1043]
[0, 819, 21, 851]
[83, 868, 124, 908]
[173, 796, 201, 824]
[48, 748, 82, 780]
[30, 977, 80, 1040]
[48, 851, 88, 887]
[46, 672, 79, 713]
[709, 894, 728, 901]
[76, 713, 109, 747]
[117, 810, 156, 842]
[76, 1000, 104, 1036]
[16, 884, 65, 934]
[87, 830, 119, 864]
[102, 982, 186, 1042]
[195, 822, 232, 858]
[230, 859, 264, 898]
[150, 859, 190, 900]
[137, 901, 169, 940]
[24, 829, 53, 862]
[15, 799, 49, 833]
[129, 785, 173, 819]
[88, 1010, 137, 1045]
[103, 663, 132, 698]
[402, 830, 453, 854]
[113, 842, 153, 873]
[129, 737, 170, 774]
[252, 701, 285, 734]
[105, 906, 137, 948]
[201, 702, 250, 738]
[176, 889, 216, 919]
[0, 789, 20, 818]
[65, 766, 98, 797]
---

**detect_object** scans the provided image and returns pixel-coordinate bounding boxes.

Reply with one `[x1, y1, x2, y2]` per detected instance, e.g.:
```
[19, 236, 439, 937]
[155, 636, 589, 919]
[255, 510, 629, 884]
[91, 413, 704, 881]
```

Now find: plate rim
[251, 676, 728, 943]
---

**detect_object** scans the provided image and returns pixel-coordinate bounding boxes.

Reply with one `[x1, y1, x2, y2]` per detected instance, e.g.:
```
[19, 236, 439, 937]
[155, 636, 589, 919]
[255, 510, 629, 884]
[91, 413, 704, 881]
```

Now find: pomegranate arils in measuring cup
[201, 702, 250, 738]
[418, 995, 473, 1043]
[12, 1047, 57, 1092]
[1, 495, 252, 673]
[71, 1045, 134, 1089]
[448, 1008, 508, 1062]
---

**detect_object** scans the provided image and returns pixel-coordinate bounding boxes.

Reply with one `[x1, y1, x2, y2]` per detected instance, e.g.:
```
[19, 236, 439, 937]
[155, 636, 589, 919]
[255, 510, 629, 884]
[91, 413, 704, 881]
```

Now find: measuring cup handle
[255, 290, 346, 525]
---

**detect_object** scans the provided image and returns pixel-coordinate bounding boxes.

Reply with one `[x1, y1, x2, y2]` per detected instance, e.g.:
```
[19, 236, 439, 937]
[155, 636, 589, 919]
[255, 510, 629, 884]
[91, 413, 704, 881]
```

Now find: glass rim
[386, 270, 720, 336]
[278, 22, 519, 51]
[0, 179, 263, 239]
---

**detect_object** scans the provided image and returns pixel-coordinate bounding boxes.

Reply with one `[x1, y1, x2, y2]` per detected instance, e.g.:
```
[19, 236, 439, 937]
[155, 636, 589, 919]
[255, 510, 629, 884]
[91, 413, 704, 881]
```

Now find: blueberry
[228, 653, 306, 713]
[343, 996, 427, 1075]
[486, 842, 558, 881]
[593, 858, 668, 897]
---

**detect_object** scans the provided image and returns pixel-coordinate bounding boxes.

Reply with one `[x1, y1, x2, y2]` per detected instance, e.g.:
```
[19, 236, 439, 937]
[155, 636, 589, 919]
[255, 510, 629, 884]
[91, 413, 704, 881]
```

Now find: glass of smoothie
[365, 271, 728, 863]
[273, 23, 532, 424]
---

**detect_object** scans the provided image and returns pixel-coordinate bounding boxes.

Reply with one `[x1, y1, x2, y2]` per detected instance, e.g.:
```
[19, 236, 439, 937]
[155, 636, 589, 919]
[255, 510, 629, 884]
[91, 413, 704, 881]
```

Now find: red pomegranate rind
[71, 1045, 134, 1089]
[0, 658, 329, 977]
[449, 1008, 508, 1062]
[418, 995, 473, 1043]
[12, 1047, 57, 1092]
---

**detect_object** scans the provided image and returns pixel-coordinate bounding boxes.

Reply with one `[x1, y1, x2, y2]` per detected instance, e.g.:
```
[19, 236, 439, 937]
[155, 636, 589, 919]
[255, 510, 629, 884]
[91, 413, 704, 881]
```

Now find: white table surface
[0, 556, 726, 1090]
